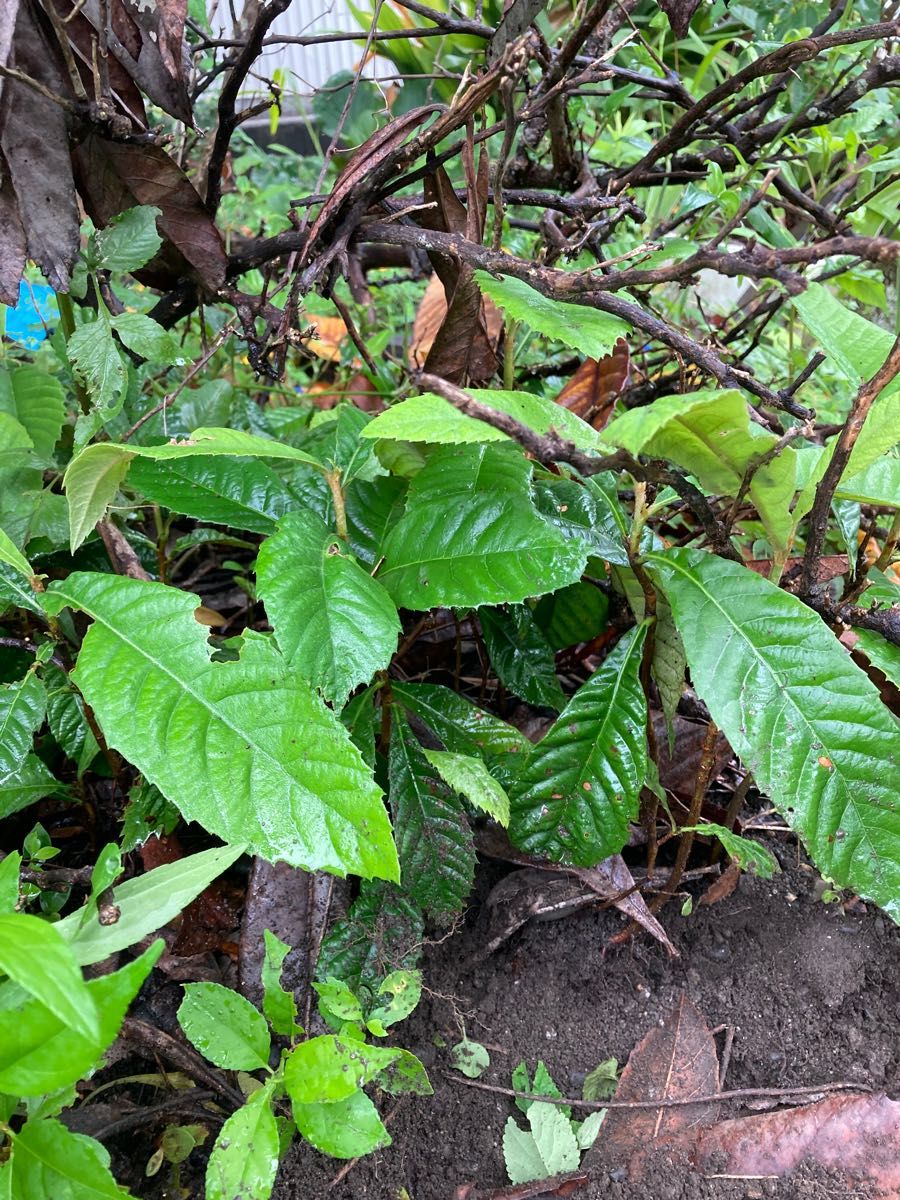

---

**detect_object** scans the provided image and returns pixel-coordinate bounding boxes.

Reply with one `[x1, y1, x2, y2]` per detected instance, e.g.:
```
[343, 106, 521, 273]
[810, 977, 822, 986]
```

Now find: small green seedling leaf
[291, 1089, 391, 1159]
[423, 750, 511, 827]
[681, 823, 780, 879]
[283, 1035, 401, 1104]
[178, 982, 271, 1072]
[366, 969, 422, 1035]
[261, 930, 299, 1037]
[313, 977, 364, 1026]
[450, 1038, 490, 1079]
[206, 1084, 280, 1200]
[0, 914, 98, 1042]
[582, 1058, 619, 1102]
[376, 1048, 433, 1097]
[575, 1108, 606, 1150]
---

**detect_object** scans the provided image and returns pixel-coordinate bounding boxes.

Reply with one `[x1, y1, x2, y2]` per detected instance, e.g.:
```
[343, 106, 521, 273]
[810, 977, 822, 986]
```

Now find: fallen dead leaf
[555, 340, 630, 432]
[698, 861, 741, 906]
[595, 993, 720, 1179]
[692, 1092, 900, 1196]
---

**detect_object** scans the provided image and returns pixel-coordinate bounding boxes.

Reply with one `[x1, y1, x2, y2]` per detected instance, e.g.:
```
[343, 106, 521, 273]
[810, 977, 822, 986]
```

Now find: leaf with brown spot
[691, 1093, 900, 1195]
[596, 993, 720, 1180]
[555, 340, 630, 432]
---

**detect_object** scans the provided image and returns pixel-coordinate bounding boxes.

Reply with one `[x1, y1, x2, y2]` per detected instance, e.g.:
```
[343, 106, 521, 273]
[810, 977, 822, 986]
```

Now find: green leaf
[0, 367, 65, 464]
[533, 474, 630, 567]
[261, 930, 298, 1037]
[344, 476, 408, 567]
[64, 428, 326, 550]
[178, 982, 271, 1072]
[582, 1057, 619, 1102]
[0, 915, 98, 1041]
[283, 1035, 400, 1104]
[533, 581, 609, 651]
[575, 1108, 606, 1149]
[110, 312, 179, 363]
[0, 941, 163, 1096]
[476, 272, 630, 359]
[0, 563, 43, 616]
[450, 1038, 490, 1079]
[834, 458, 900, 507]
[128, 456, 296, 535]
[606, 389, 796, 550]
[646, 549, 900, 922]
[0, 853, 20, 914]
[509, 625, 649, 865]
[792, 284, 900, 476]
[652, 595, 686, 748]
[366, 969, 422, 1033]
[854, 629, 900, 688]
[44, 665, 99, 774]
[44, 574, 398, 881]
[67, 315, 126, 416]
[291, 1089, 390, 1159]
[375, 1047, 432, 1096]
[316, 881, 423, 996]
[304, 404, 380, 486]
[0, 529, 34, 582]
[681, 823, 779, 879]
[380, 443, 587, 609]
[503, 1117, 547, 1185]
[6, 1119, 125, 1199]
[55, 844, 244, 965]
[423, 750, 510, 826]
[389, 715, 476, 916]
[480, 606, 566, 711]
[93, 205, 162, 273]
[257, 510, 401, 708]
[314, 977, 364, 1025]
[206, 1085, 280, 1200]
[392, 682, 529, 789]
[363, 389, 608, 454]
[528, 1101, 580, 1176]
[0, 413, 33, 467]
[0, 672, 45, 784]
[0, 755, 60, 820]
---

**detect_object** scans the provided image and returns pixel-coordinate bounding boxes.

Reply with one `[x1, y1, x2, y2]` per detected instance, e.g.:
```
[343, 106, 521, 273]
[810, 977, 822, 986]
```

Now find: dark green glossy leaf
[533, 581, 609, 651]
[392, 681, 529, 789]
[509, 625, 649, 865]
[0, 672, 45, 783]
[380, 443, 587, 609]
[44, 574, 398, 880]
[316, 881, 423, 996]
[647, 549, 900, 922]
[480, 606, 565, 710]
[128, 456, 297, 534]
[257, 510, 400, 708]
[389, 715, 475, 916]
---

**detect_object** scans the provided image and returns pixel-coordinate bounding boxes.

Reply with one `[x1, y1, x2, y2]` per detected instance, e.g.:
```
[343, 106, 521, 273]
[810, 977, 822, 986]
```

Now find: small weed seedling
[176, 931, 431, 1200]
[502, 1059, 617, 1185]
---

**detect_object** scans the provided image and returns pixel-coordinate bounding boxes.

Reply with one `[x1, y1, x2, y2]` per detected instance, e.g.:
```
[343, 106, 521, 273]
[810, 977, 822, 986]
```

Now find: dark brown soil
[272, 844, 899, 1200]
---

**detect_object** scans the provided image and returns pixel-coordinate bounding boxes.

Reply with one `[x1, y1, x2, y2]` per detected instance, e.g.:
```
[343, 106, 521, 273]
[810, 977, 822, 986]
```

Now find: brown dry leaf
[743, 555, 848, 585]
[691, 1093, 900, 1195]
[698, 861, 741, 907]
[652, 713, 732, 801]
[555, 339, 631, 432]
[411, 273, 502, 366]
[658, 0, 703, 37]
[570, 855, 678, 957]
[0, 5, 80, 292]
[305, 315, 349, 362]
[597, 993, 720, 1180]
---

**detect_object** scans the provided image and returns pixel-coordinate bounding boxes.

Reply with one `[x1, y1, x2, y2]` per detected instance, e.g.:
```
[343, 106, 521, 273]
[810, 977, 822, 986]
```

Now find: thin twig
[446, 1074, 871, 1111]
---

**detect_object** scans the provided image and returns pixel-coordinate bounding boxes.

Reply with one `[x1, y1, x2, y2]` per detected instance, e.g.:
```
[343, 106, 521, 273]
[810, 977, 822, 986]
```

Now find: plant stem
[56, 293, 91, 415]
[503, 317, 518, 390]
[326, 470, 348, 539]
